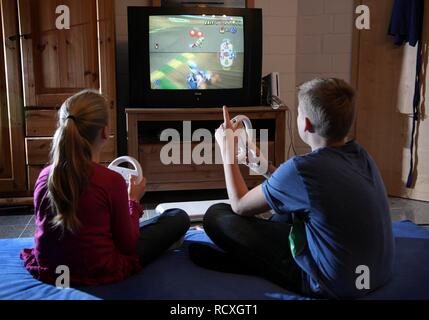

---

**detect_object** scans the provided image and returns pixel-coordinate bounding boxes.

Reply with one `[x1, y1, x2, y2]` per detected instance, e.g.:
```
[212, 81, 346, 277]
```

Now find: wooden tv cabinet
[125, 107, 286, 192]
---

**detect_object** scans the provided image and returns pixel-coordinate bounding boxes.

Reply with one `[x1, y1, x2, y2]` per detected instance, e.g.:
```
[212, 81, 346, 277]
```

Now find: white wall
[296, 0, 354, 85]
[248, 0, 299, 156]
[254, 0, 298, 109]
[294, 0, 354, 153]
[255, 0, 354, 155]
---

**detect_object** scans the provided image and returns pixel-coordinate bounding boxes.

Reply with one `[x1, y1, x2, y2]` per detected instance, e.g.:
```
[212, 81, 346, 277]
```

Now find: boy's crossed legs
[189, 203, 303, 294]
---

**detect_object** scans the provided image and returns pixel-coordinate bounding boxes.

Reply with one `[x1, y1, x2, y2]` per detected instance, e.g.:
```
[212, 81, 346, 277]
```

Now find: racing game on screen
[149, 15, 244, 90]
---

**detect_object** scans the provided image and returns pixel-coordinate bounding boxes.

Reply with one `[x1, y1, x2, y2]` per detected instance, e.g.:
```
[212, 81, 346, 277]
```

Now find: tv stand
[126, 107, 286, 192]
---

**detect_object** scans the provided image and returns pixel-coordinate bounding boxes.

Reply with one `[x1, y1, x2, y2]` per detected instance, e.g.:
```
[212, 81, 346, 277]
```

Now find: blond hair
[298, 78, 356, 142]
[48, 90, 109, 233]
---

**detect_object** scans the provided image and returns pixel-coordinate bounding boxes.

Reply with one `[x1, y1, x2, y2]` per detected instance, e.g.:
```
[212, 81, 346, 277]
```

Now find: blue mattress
[0, 221, 428, 300]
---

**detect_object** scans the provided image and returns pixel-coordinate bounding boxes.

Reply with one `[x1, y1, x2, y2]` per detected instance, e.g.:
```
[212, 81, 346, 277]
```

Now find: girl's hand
[128, 175, 147, 202]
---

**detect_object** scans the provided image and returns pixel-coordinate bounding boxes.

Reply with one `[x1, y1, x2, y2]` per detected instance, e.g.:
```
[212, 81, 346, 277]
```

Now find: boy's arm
[218, 107, 271, 216]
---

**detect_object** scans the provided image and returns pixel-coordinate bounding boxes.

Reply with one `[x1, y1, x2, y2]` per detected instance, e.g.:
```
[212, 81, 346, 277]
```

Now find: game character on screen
[186, 61, 221, 90]
[219, 39, 236, 69]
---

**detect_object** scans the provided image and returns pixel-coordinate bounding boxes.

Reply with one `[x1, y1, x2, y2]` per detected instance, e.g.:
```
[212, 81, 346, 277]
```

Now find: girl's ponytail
[48, 90, 109, 233]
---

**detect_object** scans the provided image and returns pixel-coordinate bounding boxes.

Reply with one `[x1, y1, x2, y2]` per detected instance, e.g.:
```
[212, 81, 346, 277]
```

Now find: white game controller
[231, 115, 270, 178]
[231, 115, 254, 164]
[108, 156, 143, 184]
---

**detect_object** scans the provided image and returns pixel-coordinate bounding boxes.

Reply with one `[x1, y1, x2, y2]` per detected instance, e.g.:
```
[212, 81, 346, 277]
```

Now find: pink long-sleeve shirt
[20, 163, 144, 286]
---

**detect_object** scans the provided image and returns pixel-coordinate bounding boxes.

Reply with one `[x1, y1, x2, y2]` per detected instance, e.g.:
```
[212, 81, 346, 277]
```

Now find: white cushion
[156, 199, 230, 222]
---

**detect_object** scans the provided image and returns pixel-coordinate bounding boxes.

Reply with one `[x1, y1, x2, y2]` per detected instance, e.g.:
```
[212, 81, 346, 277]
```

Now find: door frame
[0, 0, 27, 194]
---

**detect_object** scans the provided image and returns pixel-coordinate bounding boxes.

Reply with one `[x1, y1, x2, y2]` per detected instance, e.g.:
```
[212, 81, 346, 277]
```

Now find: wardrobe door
[0, 0, 26, 193]
[18, 0, 117, 192]
[18, 0, 100, 108]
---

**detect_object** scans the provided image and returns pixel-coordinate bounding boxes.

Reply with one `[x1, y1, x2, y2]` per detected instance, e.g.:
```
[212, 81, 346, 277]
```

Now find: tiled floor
[0, 197, 428, 239]
[0, 214, 35, 239]
[388, 197, 429, 225]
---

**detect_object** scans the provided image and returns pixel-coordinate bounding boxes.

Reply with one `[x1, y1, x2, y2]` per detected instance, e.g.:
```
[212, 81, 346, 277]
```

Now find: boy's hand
[215, 106, 236, 164]
[128, 175, 147, 202]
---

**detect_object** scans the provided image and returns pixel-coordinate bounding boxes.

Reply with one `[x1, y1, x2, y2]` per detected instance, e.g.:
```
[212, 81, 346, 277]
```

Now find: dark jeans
[199, 203, 303, 293]
[136, 209, 190, 267]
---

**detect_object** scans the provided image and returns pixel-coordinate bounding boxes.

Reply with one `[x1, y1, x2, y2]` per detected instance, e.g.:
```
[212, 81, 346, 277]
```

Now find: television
[128, 6, 262, 108]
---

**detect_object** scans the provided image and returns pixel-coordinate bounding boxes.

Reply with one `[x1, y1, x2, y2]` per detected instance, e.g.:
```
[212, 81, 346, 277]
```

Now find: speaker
[261, 72, 280, 106]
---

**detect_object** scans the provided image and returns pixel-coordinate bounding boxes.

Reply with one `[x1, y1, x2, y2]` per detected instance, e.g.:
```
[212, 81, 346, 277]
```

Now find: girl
[21, 90, 190, 286]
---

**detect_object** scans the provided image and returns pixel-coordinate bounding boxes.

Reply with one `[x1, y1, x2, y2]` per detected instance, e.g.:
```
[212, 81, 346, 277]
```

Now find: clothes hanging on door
[388, 0, 425, 188]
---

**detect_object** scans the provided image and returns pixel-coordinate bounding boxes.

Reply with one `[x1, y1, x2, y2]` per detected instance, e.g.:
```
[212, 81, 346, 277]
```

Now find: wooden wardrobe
[0, 0, 117, 198]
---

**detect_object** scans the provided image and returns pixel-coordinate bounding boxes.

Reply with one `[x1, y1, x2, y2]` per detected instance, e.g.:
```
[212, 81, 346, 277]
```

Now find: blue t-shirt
[262, 141, 395, 299]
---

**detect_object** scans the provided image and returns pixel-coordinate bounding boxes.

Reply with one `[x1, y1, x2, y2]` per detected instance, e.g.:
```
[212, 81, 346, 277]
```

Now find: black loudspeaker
[160, 0, 247, 8]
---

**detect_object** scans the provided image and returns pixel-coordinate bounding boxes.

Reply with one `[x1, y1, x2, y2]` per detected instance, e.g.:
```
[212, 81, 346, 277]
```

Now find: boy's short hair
[298, 78, 356, 142]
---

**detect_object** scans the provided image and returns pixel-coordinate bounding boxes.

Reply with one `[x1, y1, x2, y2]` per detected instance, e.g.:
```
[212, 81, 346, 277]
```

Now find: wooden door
[18, 0, 116, 124]
[18, 0, 117, 192]
[0, 0, 26, 193]
[19, 0, 100, 108]
[353, 0, 429, 201]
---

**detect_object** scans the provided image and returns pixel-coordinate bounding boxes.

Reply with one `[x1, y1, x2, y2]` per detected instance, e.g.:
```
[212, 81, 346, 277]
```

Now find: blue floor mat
[0, 221, 428, 300]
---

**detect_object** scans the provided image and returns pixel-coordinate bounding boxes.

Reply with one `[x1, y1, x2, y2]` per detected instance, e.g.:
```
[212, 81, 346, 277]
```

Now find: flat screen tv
[128, 6, 262, 108]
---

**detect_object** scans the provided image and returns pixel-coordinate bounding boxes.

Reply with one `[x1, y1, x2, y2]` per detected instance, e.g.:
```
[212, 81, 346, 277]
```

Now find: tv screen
[149, 14, 245, 91]
[128, 7, 262, 108]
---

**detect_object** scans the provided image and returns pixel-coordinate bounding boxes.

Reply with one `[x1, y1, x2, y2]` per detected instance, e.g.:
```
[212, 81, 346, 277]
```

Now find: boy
[189, 78, 394, 299]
